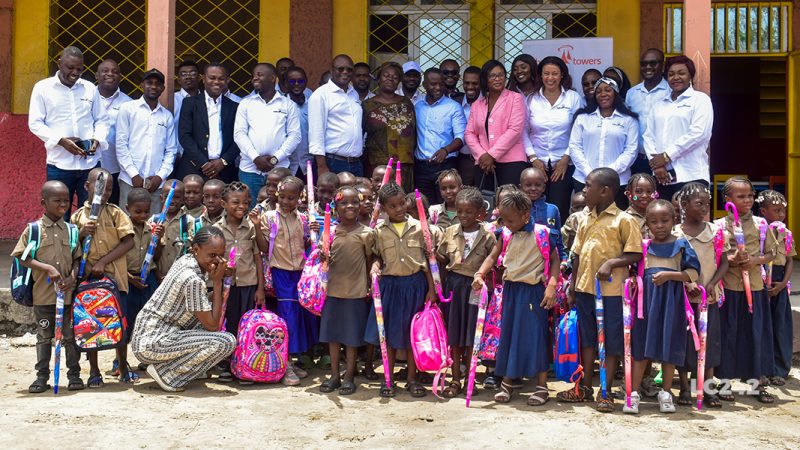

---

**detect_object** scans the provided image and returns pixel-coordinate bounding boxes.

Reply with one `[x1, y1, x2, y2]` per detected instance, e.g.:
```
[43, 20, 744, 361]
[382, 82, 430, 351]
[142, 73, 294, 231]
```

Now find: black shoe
[28, 378, 50, 394]
[67, 377, 85, 391]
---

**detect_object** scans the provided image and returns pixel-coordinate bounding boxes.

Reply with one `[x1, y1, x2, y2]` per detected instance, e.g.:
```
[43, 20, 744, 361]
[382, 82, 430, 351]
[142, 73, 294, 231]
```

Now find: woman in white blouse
[568, 77, 639, 208]
[643, 55, 714, 200]
[525, 56, 582, 220]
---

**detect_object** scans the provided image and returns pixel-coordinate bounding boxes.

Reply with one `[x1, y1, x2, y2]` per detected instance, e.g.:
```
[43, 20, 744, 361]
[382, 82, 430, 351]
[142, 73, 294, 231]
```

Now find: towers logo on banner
[523, 37, 614, 86]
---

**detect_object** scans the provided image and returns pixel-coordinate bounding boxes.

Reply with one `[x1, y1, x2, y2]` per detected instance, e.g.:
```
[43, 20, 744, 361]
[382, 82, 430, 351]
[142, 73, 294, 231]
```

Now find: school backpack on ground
[11, 221, 78, 307]
[410, 301, 452, 397]
[231, 307, 289, 383]
[72, 277, 126, 351]
[554, 308, 583, 384]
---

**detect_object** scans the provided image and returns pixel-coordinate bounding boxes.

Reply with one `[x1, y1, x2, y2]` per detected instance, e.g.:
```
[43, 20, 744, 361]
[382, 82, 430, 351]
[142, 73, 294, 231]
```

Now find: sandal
[769, 376, 786, 387]
[339, 380, 357, 396]
[379, 384, 396, 398]
[494, 381, 513, 403]
[677, 389, 692, 406]
[716, 383, 734, 402]
[319, 378, 342, 393]
[442, 381, 463, 399]
[406, 381, 427, 398]
[87, 374, 105, 389]
[483, 374, 499, 390]
[556, 384, 594, 403]
[527, 385, 549, 406]
[120, 370, 140, 384]
[361, 367, 379, 381]
[705, 393, 723, 408]
[67, 378, 85, 391]
[595, 392, 614, 413]
[755, 388, 774, 404]
[108, 359, 120, 377]
[28, 378, 50, 394]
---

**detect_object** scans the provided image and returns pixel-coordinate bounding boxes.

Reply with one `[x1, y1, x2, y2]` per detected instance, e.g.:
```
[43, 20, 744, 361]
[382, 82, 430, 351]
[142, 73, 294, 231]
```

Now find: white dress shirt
[98, 88, 133, 174]
[28, 74, 110, 170]
[524, 87, 582, 164]
[225, 91, 243, 103]
[568, 109, 639, 184]
[173, 88, 193, 157]
[285, 90, 312, 175]
[626, 77, 670, 154]
[643, 86, 714, 183]
[395, 86, 424, 105]
[115, 97, 177, 187]
[308, 80, 363, 158]
[276, 81, 313, 100]
[205, 93, 223, 159]
[234, 91, 302, 175]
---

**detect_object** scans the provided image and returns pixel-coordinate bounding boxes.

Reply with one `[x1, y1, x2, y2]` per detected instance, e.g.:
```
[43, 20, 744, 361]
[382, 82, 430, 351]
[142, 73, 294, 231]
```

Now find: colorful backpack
[554, 307, 582, 383]
[231, 307, 289, 383]
[711, 222, 727, 305]
[263, 210, 309, 297]
[298, 216, 335, 316]
[11, 221, 79, 306]
[178, 213, 202, 256]
[72, 277, 126, 351]
[410, 301, 451, 397]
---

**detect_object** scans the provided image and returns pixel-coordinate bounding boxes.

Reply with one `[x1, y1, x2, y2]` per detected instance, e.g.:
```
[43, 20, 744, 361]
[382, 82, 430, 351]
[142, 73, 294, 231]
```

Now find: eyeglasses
[442, 70, 459, 77]
[334, 66, 354, 73]
[640, 60, 660, 67]
[178, 70, 198, 78]
[288, 79, 306, 86]
[488, 73, 505, 80]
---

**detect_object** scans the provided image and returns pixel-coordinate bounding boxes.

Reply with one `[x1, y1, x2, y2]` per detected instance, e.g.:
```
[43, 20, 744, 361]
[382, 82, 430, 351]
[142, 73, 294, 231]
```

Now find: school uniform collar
[455, 223, 488, 246]
[382, 215, 419, 238]
[519, 221, 535, 233]
[276, 208, 300, 220]
[216, 211, 251, 232]
[592, 202, 622, 219]
[625, 207, 644, 220]
[678, 222, 714, 244]
[40, 215, 65, 228]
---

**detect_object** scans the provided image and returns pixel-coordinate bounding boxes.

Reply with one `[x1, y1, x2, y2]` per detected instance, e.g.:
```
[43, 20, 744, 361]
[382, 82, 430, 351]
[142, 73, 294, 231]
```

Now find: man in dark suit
[175, 62, 239, 182]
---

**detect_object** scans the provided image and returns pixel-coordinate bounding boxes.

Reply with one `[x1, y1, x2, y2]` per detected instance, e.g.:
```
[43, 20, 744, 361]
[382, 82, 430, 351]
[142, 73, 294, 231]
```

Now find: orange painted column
[147, 0, 176, 109]
[682, 0, 711, 94]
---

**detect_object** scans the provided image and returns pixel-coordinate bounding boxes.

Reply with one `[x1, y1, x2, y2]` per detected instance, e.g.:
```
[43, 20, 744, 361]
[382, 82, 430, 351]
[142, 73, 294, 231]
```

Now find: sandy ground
[0, 335, 799, 449]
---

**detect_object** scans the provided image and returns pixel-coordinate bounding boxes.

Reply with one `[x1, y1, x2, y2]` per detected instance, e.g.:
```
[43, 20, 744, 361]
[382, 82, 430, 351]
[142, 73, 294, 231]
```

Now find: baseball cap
[142, 68, 166, 83]
[402, 61, 422, 74]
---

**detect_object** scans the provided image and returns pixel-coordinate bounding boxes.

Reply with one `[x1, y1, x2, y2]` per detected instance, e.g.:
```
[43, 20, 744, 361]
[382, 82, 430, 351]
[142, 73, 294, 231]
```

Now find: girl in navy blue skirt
[365, 182, 436, 398]
[472, 190, 559, 407]
[715, 177, 777, 404]
[629, 200, 700, 414]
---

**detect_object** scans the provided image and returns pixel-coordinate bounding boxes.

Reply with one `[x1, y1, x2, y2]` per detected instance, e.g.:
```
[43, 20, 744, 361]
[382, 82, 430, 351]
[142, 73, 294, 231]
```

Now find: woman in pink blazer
[464, 60, 529, 189]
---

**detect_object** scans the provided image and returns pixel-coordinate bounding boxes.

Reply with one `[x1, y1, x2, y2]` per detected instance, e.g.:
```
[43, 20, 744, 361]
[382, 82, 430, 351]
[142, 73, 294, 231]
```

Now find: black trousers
[34, 304, 81, 380]
[414, 158, 456, 205]
[574, 180, 629, 210]
[630, 153, 652, 177]
[544, 163, 575, 223]
[473, 160, 530, 192]
[456, 153, 475, 187]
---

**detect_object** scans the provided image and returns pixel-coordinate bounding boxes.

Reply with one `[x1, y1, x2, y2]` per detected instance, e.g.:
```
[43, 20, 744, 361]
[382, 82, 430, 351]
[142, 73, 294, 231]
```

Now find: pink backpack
[410, 301, 451, 397]
[230, 307, 289, 383]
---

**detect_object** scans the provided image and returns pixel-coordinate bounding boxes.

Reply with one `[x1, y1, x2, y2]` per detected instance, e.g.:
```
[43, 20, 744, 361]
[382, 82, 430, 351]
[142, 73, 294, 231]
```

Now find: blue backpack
[554, 308, 583, 384]
[11, 221, 79, 306]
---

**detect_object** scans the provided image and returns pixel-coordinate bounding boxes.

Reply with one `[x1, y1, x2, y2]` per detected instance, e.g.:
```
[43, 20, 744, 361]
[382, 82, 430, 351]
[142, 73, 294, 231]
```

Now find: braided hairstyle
[378, 181, 405, 205]
[189, 225, 225, 249]
[333, 185, 362, 207]
[278, 176, 304, 194]
[456, 186, 486, 212]
[436, 168, 462, 187]
[756, 189, 787, 208]
[675, 181, 710, 222]
[499, 189, 532, 214]
[723, 176, 753, 198]
[626, 173, 658, 196]
[222, 181, 251, 203]
[494, 184, 519, 207]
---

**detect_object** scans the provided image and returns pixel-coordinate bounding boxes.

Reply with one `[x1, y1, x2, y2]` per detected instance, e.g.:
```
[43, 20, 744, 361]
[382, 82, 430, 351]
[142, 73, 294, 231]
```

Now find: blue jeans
[46, 164, 96, 220]
[325, 156, 363, 177]
[238, 169, 266, 209]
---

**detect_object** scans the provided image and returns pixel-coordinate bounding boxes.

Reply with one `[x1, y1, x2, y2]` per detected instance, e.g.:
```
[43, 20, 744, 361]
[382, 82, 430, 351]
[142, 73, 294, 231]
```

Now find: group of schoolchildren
[14, 164, 795, 415]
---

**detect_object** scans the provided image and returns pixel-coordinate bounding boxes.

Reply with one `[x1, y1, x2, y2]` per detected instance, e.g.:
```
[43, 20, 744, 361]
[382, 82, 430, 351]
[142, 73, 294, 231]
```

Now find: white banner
[522, 37, 614, 90]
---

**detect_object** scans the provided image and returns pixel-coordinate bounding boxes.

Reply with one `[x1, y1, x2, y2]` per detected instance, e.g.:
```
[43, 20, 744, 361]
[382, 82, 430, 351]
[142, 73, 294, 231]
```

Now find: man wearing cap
[115, 69, 177, 212]
[397, 61, 424, 105]
[309, 54, 364, 176]
[28, 46, 110, 218]
[95, 58, 133, 205]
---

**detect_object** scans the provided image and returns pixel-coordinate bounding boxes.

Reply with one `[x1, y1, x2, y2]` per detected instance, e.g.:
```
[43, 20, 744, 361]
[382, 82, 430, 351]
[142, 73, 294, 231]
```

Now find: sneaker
[281, 366, 301, 386]
[658, 390, 676, 413]
[622, 391, 640, 414]
[218, 368, 233, 383]
[237, 378, 254, 386]
[146, 365, 184, 392]
[640, 376, 660, 398]
[483, 374, 499, 389]
[293, 364, 309, 379]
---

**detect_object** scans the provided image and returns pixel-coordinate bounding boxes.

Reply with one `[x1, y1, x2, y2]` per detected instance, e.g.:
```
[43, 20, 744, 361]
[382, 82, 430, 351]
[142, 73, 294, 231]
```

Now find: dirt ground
[0, 335, 798, 449]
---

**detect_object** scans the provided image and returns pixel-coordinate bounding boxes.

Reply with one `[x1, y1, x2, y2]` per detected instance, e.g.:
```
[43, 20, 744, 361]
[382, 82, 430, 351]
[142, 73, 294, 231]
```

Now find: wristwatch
[663, 152, 671, 163]
[220, 158, 228, 166]
[269, 156, 279, 166]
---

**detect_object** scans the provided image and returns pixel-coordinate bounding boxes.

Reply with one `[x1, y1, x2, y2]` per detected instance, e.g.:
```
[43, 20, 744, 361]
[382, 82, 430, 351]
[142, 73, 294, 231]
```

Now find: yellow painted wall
[12, 0, 49, 114]
[469, 0, 494, 67]
[597, 0, 641, 83]
[787, 51, 800, 231]
[260, 0, 290, 63]
[332, 0, 367, 61]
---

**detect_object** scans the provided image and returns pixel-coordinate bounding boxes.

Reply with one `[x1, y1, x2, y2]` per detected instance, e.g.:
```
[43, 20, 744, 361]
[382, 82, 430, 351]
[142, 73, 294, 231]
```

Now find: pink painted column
[683, 0, 711, 94]
[147, 0, 176, 109]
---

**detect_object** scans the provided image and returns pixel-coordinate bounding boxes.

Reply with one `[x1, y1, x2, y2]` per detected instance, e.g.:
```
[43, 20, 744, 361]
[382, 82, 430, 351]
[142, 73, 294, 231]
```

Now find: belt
[327, 154, 362, 163]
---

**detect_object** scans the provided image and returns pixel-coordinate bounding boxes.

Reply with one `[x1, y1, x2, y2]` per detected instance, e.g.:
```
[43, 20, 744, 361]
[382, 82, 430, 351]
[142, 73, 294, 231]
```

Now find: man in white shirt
[308, 54, 364, 176]
[223, 84, 242, 103]
[353, 62, 375, 103]
[396, 61, 424, 105]
[95, 58, 133, 205]
[284, 66, 313, 177]
[276, 56, 313, 98]
[234, 63, 302, 207]
[626, 48, 669, 177]
[28, 46, 110, 217]
[116, 69, 177, 213]
[457, 66, 481, 186]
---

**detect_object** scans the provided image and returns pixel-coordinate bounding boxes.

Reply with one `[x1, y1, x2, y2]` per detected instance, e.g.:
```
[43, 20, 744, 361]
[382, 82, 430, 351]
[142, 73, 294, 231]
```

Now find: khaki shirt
[626, 207, 650, 239]
[573, 203, 643, 296]
[718, 213, 777, 292]
[429, 204, 458, 229]
[186, 205, 205, 220]
[644, 238, 699, 281]
[127, 221, 154, 276]
[157, 208, 197, 280]
[199, 209, 222, 229]
[71, 203, 135, 293]
[562, 208, 589, 254]
[373, 217, 428, 277]
[265, 209, 308, 272]
[11, 216, 81, 305]
[327, 224, 373, 299]
[502, 226, 548, 285]
[773, 226, 796, 266]
[437, 224, 496, 277]
[674, 223, 730, 304]
[214, 214, 261, 286]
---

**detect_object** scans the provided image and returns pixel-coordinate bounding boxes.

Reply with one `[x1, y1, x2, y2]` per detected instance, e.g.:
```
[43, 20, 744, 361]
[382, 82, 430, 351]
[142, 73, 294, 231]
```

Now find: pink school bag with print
[410, 301, 452, 397]
[231, 307, 289, 383]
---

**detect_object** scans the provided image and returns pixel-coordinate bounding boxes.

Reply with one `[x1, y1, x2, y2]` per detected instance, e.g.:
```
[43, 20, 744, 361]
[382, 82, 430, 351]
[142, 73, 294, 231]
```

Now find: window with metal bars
[175, 0, 259, 97]
[48, 0, 146, 95]
[664, 2, 791, 55]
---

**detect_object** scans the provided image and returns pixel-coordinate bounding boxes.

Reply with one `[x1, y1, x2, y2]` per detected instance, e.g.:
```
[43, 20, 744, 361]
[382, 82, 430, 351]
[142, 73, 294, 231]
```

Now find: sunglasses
[334, 66, 354, 73]
[442, 70, 459, 77]
[640, 60, 660, 67]
[288, 79, 306, 86]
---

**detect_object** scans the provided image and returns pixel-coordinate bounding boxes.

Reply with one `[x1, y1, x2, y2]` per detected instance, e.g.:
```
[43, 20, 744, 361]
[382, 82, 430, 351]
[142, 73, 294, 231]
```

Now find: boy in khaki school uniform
[12, 181, 83, 393]
[155, 180, 195, 281]
[71, 168, 135, 388]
